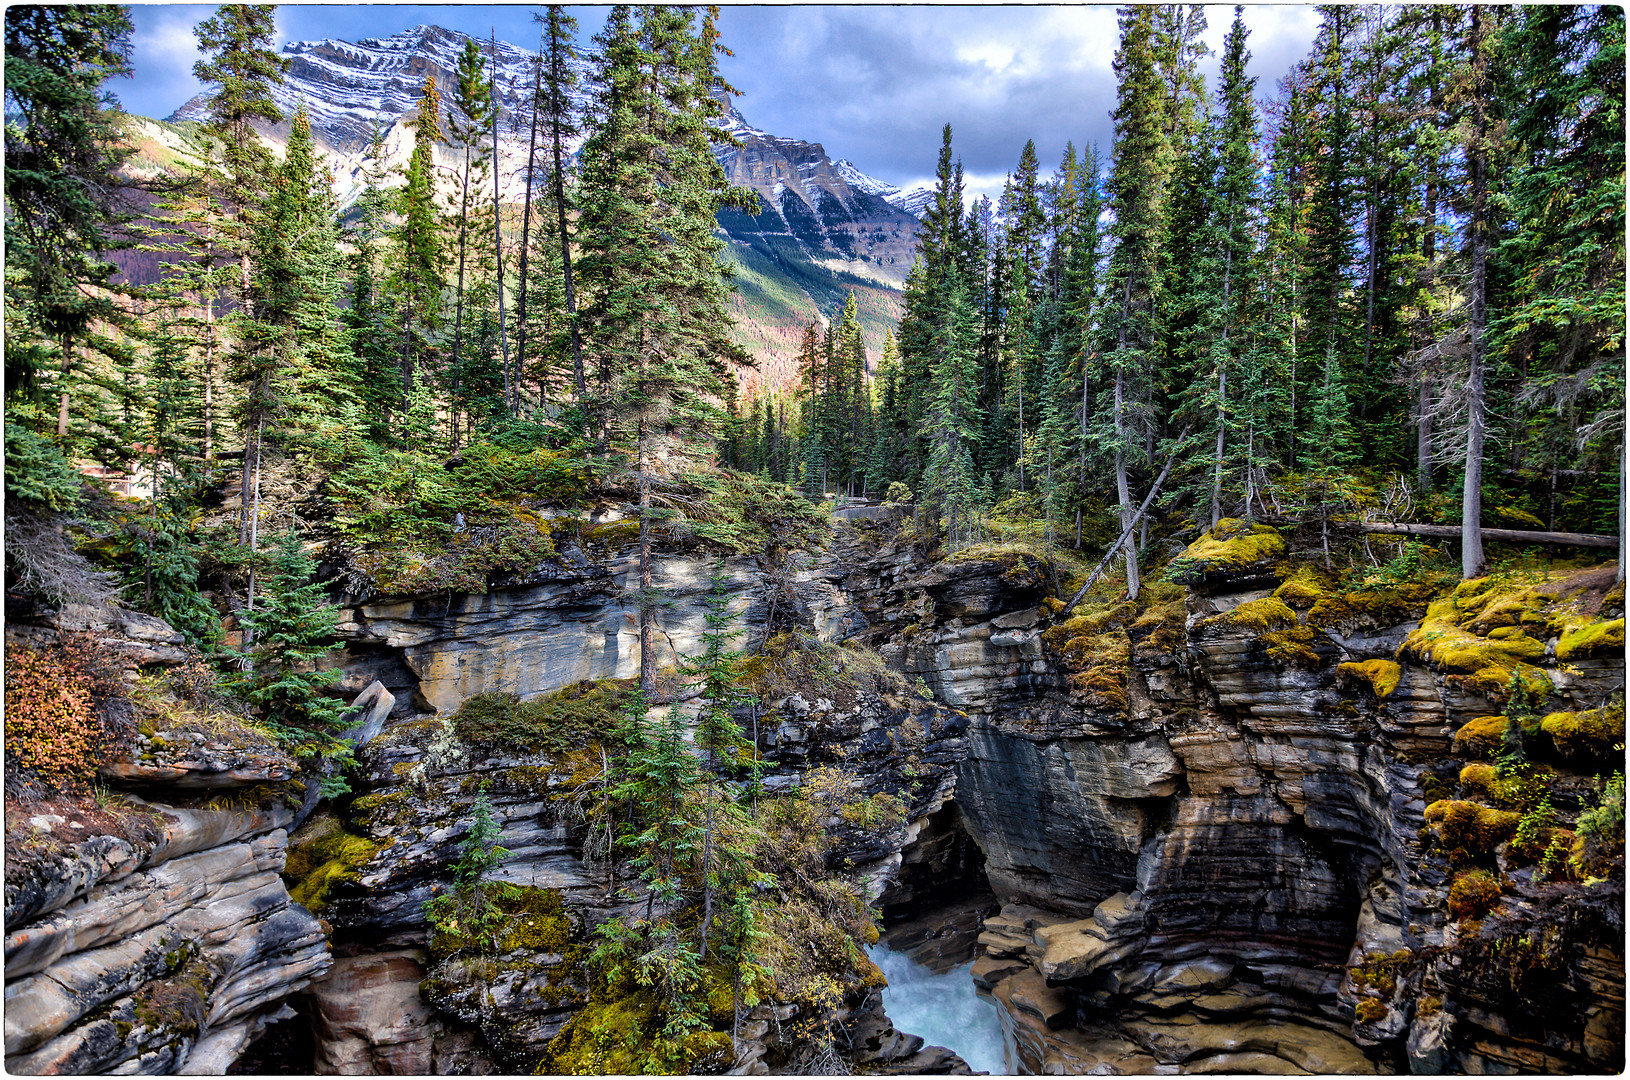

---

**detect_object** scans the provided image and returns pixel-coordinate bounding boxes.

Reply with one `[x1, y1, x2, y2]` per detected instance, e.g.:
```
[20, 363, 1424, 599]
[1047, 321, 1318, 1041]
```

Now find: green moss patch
[1424, 799, 1521, 853]
[1447, 868, 1502, 921]
[1400, 593, 1554, 705]
[450, 680, 636, 755]
[1457, 763, 1553, 810]
[1225, 597, 1300, 633]
[1453, 714, 1511, 759]
[285, 828, 379, 912]
[429, 884, 572, 958]
[1338, 659, 1401, 700]
[1556, 618, 1624, 662]
[1166, 518, 1286, 584]
[1539, 699, 1625, 764]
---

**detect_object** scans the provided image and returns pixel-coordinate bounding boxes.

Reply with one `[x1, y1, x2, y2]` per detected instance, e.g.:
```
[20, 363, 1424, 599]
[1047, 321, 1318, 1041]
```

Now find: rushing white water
[867, 944, 1010, 1075]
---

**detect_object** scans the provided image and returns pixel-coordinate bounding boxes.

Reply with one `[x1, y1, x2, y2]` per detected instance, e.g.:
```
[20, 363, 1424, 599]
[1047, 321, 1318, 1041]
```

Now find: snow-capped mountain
[157, 23, 918, 386]
[166, 24, 925, 236]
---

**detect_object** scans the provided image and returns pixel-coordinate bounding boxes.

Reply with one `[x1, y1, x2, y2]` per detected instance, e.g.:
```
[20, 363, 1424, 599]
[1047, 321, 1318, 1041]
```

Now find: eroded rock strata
[5, 514, 1621, 1075]
[834, 516, 1623, 1076]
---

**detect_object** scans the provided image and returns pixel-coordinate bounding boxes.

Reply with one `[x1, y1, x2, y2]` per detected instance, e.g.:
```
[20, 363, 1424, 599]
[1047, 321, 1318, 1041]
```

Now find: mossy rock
[1539, 699, 1625, 764]
[1452, 715, 1511, 759]
[1400, 596, 1554, 705]
[1354, 998, 1390, 1025]
[1446, 868, 1502, 920]
[1424, 799, 1521, 853]
[1338, 659, 1401, 700]
[451, 680, 636, 755]
[429, 885, 572, 958]
[285, 828, 380, 912]
[1224, 596, 1300, 633]
[1556, 618, 1624, 662]
[1261, 623, 1326, 669]
[1457, 762, 1553, 810]
[1167, 519, 1286, 588]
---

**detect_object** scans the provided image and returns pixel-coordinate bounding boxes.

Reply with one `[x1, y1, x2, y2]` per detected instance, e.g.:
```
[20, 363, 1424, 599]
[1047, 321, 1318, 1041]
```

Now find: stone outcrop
[4, 797, 330, 1075]
[836, 519, 1625, 1076]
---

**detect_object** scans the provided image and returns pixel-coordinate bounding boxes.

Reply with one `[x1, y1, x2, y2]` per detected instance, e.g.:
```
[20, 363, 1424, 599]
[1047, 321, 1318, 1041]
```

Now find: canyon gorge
[6, 504, 1622, 1075]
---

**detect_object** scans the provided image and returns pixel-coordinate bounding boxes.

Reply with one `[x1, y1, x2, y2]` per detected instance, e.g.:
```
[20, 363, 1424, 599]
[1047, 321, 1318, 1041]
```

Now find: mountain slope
[159, 23, 921, 388]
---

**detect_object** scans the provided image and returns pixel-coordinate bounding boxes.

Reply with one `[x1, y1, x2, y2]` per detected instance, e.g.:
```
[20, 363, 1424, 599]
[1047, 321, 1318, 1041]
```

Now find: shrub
[1447, 869, 1502, 920]
[4, 641, 104, 793]
[450, 681, 636, 756]
[1571, 772, 1625, 880]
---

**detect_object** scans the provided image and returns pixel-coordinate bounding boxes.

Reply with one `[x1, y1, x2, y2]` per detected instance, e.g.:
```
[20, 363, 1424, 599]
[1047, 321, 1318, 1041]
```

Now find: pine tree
[3, 5, 137, 452]
[345, 126, 403, 443]
[683, 560, 749, 959]
[389, 72, 449, 428]
[224, 532, 348, 773]
[577, 5, 754, 692]
[447, 37, 496, 449]
[536, 6, 584, 401]
[922, 264, 983, 550]
[192, 4, 287, 547]
[1099, 5, 1173, 599]
[1495, 5, 1626, 574]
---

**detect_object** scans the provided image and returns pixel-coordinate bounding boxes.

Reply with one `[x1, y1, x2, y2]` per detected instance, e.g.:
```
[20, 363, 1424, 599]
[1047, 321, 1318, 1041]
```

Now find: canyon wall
[6, 514, 1621, 1075]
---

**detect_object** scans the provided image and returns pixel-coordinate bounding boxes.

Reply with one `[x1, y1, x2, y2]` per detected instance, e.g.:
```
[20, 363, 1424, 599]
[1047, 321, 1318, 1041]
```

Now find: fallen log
[1331, 521, 1618, 550]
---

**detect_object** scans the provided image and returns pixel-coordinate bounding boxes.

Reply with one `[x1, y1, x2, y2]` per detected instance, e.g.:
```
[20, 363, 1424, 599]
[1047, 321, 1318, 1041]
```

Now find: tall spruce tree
[1099, 5, 1173, 600]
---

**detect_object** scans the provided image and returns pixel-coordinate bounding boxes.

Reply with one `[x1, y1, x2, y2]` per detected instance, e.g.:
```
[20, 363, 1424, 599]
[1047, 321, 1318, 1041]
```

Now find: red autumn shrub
[5, 640, 106, 794]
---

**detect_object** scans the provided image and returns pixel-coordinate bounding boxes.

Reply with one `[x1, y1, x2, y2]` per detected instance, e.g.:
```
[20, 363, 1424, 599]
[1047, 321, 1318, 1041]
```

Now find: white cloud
[125, 6, 211, 118]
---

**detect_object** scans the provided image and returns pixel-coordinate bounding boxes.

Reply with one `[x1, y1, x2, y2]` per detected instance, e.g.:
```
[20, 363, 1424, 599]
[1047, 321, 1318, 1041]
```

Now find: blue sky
[123, 4, 1321, 203]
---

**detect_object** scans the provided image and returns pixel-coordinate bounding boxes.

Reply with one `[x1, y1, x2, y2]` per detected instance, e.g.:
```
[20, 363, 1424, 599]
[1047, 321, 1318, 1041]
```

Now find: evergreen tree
[224, 532, 349, 781]
[192, 3, 287, 546]
[344, 126, 403, 443]
[1099, 5, 1173, 599]
[447, 38, 497, 448]
[3, 5, 137, 451]
[389, 72, 449, 427]
[577, 5, 754, 691]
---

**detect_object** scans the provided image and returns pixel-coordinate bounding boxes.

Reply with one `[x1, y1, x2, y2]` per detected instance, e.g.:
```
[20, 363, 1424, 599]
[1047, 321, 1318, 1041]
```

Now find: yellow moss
[1540, 699, 1625, 762]
[1131, 595, 1187, 657]
[1178, 518, 1286, 573]
[1424, 799, 1521, 852]
[1447, 868, 1502, 920]
[1556, 618, 1624, 662]
[1059, 630, 1132, 713]
[285, 829, 379, 912]
[1262, 624, 1325, 668]
[1458, 763, 1552, 809]
[1401, 595, 1554, 704]
[1339, 659, 1402, 699]
[1273, 577, 1327, 610]
[1453, 715, 1510, 759]
[1354, 999, 1390, 1025]
[1225, 596, 1300, 633]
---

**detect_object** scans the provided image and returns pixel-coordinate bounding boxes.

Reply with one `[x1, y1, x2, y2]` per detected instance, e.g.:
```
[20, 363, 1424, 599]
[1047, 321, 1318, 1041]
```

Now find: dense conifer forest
[3, 4, 1624, 1071]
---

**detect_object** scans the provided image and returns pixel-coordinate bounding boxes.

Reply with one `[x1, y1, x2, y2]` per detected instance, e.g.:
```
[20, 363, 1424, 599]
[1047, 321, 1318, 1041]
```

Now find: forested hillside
[3, 4, 1624, 1074]
[734, 5, 1625, 578]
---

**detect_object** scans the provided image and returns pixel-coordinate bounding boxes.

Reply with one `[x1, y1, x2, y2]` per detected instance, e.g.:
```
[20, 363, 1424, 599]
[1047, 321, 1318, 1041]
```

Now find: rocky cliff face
[834, 516, 1624, 1075]
[9, 513, 1620, 1076]
[3, 614, 331, 1076]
